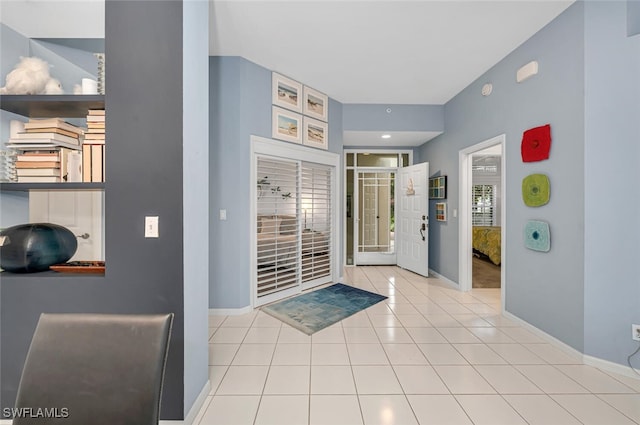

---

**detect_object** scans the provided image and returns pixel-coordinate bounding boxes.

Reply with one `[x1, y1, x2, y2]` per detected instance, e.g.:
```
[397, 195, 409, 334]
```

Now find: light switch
[453, 209, 458, 218]
[220, 209, 227, 221]
[145, 216, 159, 238]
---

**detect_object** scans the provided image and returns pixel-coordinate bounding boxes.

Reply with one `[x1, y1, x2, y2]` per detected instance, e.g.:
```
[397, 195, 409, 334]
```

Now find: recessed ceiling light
[381, 134, 391, 139]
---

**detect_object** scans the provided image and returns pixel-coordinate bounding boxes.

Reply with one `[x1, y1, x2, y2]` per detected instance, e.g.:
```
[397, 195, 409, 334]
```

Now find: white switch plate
[453, 209, 457, 218]
[220, 209, 227, 221]
[145, 216, 159, 238]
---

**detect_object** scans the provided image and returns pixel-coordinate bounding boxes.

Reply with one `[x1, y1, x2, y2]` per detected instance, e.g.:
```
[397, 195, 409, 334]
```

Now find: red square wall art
[521, 124, 551, 162]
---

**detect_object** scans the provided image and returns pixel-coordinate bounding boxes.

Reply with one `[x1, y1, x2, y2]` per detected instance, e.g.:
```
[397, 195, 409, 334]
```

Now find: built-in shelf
[0, 95, 105, 117]
[0, 182, 104, 192]
[0, 271, 105, 279]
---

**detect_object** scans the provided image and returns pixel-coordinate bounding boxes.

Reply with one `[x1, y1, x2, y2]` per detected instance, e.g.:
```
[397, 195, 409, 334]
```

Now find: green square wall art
[522, 173, 550, 207]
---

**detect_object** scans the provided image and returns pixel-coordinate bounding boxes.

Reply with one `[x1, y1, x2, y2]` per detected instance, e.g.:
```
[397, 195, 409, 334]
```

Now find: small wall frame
[429, 176, 447, 199]
[435, 202, 447, 222]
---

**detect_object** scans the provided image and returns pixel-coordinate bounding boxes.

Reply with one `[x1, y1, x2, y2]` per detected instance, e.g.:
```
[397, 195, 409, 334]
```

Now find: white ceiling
[210, 0, 575, 105]
[1, 0, 574, 147]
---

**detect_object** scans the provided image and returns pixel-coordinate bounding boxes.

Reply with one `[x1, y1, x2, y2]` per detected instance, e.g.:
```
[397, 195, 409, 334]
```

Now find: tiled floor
[195, 266, 640, 425]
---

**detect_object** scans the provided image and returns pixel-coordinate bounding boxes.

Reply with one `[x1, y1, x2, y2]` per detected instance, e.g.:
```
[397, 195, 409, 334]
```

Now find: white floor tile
[467, 327, 515, 344]
[344, 327, 379, 343]
[243, 327, 280, 344]
[220, 313, 257, 328]
[503, 394, 582, 425]
[418, 344, 469, 365]
[426, 314, 464, 327]
[352, 365, 403, 394]
[194, 268, 640, 425]
[311, 365, 357, 394]
[406, 327, 447, 343]
[433, 365, 496, 394]
[310, 395, 364, 425]
[198, 395, 259, 425]
[254, 395, 309, 425]
[515, 365, 589, 393]
[407, 394, 472, 425]
[348, 343, 390, 365]
[486, 343, 546, 364]
[474, 365, 542, 394]
[393, 365, 450, 394]
[210, 327, 249, 344]
[231, 343, 275, 365]
[598, 394, 640, 423]
[263, 365, 310, 395]
[216, 366, 269, 395]
[395, 314, 432, 327]
[311, 326, 345, 343]
[382, 343, 428, 365]
[375, 327, 413, 343]
[208, 315, 226, 328]
[438, 327, 482, 343]
[208, 365, 228, 394]
[342, 312, 373, 327]
[251, 312, 283, 328]
[312, 343, 350, 365]
[271, 343, 311, 365]
[551, 394, 638, 425]
[453, 344, 508, 365]
[555, 365, 637, 393]
[455, 395, 527, 425]
[209, 343, 239, 365]
[278, 326, 312, 343]
[523, 343, 583, 364]
[368, 314, 403, 328]
[451, 314, 493, 327]
[359, 395, 419, 425]
[499, 327, 546, 343]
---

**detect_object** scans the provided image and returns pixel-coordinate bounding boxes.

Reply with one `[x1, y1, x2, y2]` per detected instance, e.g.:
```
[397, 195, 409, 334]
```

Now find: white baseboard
[502, 310, 584, 361]
[428, 268, 460, 290]
[209, 306, 252, 316]
[584, 353, 640, 381]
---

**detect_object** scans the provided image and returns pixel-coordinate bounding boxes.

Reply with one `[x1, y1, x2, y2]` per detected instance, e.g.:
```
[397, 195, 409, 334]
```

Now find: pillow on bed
[261, 217, 281, 235]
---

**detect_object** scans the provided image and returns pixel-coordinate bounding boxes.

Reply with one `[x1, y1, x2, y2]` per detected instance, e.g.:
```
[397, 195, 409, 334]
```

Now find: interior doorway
[345, 150, 411, 266]
[458, 135, 506, 307]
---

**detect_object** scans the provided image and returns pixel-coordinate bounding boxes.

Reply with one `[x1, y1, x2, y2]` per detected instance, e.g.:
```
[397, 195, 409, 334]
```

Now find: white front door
[397, 163, 429, 276]
[29, 191, 104, 261]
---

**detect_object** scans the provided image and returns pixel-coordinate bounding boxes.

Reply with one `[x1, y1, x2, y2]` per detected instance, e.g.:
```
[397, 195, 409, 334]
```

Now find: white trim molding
[180, 381, 211, 425]
[209, 306, 253, 316]
[427, 268, 459, 290]
[583, 354, 640, 381]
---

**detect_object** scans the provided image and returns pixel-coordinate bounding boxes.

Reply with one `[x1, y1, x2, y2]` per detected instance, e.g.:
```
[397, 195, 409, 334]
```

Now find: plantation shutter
[472, 184, 496, 226]
[300, 162, 332, 285]
[256, 157, 299, 298]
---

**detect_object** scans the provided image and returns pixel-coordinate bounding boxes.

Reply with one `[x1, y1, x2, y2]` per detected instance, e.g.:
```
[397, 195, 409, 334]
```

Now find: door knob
[76, 233, 90, 239]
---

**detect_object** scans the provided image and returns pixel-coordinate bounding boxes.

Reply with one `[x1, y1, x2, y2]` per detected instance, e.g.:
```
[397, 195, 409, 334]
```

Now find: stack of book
[6, 118, 83, 183]
[7, 118, 83, 150]
[82, 109, 105, 182]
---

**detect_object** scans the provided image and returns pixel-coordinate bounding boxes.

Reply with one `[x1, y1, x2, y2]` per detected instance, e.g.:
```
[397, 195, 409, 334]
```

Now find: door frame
[250, 135, 340, 308]
[343, 149, 414, 267]
[355, 168, 397, 265]
[458, 134, 506, 307]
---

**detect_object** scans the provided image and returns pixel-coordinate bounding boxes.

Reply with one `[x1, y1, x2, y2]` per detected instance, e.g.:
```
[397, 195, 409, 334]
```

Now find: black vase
[0, 223, 78, 273]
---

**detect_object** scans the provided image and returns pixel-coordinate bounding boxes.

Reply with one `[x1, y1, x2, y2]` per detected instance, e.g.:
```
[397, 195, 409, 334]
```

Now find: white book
[67, 151, 83, 182]
[16, 168, 61, 177]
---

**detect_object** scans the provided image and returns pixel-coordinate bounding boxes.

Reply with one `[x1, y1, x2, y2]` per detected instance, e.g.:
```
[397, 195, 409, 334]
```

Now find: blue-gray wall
[418, 3, 586, 351]
[584, 1, 640, 367]
[182, 0, 210, 415]
[209, 56, 343, 309]
[209, 56, 271, 309]
[628, 0, 640, 36]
